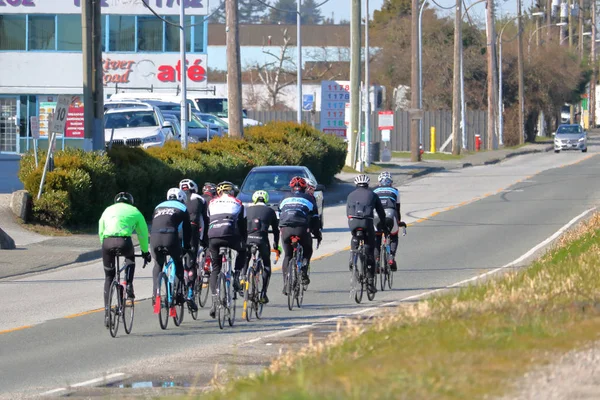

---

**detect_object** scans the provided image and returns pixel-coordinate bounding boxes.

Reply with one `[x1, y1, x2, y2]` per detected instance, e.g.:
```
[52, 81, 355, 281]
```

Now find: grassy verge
[342, 164, 383, 174]
[198, 212, 600, 400]
[391, 151, 467, 160]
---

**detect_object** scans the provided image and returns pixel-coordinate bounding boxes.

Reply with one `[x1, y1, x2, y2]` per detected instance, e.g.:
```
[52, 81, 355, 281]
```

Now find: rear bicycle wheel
[218, 274, 227, 329]
[353, 260, 363, 304]
[173, 278, 184, 327]
[108, 281, 121, 338]
[287, 261, 295, 311]
[228, 274, 236, 327]
[379, 251, 385, 292]
[255, 263, 264, 319]
[366, 253, 376, 302]
[122, 285, 135, 334]
[387, 257, 394, 290]
[158, 272, 169, 330]
[243, 270, 252, 322]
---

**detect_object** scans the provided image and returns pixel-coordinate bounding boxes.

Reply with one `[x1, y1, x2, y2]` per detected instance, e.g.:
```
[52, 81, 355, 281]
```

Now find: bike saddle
[156, 246, 170, 255]
[290, 235, 300, 243]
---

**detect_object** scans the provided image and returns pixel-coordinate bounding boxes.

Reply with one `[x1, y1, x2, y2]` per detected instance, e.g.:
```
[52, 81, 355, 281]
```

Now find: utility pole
[486, 0, 497, 150]
[297, 0, 303, 124]
[226, 0, 244, 137]
[560, 1, 567, 44]
[452, 0, 462, 155]
[364, 0, 371, 166]
[591, 0, 597, 129]
[517, 0, 525, 144]
[348, 0, 361, 167]
[82, 0, 104, 151]
[179, 0, 188, 149]
[578, 0, 584, 60]
[411, 0, 420, 161]
[568, 0, 573, 48]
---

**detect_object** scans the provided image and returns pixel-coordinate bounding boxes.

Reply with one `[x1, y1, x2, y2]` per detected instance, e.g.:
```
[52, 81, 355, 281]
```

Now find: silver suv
[104, 106, 175, 148]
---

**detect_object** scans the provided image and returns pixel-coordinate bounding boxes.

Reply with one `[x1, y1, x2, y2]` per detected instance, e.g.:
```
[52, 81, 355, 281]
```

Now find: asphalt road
[1, 148, 599, 399]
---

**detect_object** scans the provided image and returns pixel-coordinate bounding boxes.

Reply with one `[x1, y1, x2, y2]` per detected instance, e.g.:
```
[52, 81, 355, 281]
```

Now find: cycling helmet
[114, 192, 134, 205]
[167, 188, 186, 203]
[202, 182, 217, 196]
[252, 190, 269, 204]
[179, 178, 198, 193]
[354, 174, 370, 187]
[216, 181, 235, 196]
[378, 171, 392, 183]
[289, 176, 307, 192]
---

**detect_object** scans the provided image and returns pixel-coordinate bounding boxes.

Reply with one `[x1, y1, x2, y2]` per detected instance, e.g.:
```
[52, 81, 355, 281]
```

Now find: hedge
[19, 122, 347, 228]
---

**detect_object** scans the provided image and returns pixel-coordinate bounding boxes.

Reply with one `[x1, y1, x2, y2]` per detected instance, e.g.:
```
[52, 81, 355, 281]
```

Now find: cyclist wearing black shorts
[373, 171, 402, 271]
[206, 181, 248, 318]
[150, 188, 192, 308]
[279, 176, 322, 291]
[245, 190, 280, 304]
[346, 174, 388, 294]
[201, 182, 217, 245]
[99, 192, 151, 327]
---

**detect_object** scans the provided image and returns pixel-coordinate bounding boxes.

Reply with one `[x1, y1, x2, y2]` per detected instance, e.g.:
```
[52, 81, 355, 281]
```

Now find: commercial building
[0, 0, 208, 154]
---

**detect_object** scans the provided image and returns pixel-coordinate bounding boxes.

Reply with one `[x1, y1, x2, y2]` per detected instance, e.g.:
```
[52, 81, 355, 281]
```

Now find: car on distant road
[104, 106, 175, 148]
[554, 124, 587, 153]
[237, 165, 325, 228]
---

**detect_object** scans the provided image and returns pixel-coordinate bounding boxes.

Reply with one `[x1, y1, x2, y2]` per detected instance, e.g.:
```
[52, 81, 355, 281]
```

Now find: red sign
[323, 128, 347, 138]
[157, 60, 206, 83]
[378, 110, 394, 130]
[65, 103, 84, 138]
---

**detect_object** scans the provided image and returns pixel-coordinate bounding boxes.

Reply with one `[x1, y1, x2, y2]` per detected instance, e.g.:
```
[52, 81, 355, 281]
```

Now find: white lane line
[500, 189, 524, 192]
[40, 373, 126, 396]
[242, 206, 597, 344]
[40, 388, 67, 396]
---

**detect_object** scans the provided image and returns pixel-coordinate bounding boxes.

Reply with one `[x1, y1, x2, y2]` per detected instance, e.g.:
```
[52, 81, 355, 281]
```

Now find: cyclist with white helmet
[179, 178, 207, 311]
[206, 181, 248, 318]
[373, 171, 402, 271]
[245, 190, 281, 304]
[345, 174, 388, 294]
[99, 192, 151, 327]
[150, 188, 192, 308]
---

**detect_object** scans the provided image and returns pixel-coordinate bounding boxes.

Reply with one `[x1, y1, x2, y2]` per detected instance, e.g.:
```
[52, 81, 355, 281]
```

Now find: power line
[253, 0, 332, 15]
[141, 0, 225, 28]
[430, 0, 456, 10]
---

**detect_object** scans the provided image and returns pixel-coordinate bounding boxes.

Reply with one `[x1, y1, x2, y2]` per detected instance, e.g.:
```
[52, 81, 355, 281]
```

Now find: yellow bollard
[430, 127, 436, 153]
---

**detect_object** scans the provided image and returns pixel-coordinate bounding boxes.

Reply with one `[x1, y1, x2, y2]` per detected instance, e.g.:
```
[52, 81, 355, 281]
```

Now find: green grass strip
[194, 213, 600, 400]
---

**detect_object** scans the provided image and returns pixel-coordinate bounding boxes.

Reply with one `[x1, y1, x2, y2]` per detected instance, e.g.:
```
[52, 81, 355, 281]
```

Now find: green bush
[19, 121, 347, 228]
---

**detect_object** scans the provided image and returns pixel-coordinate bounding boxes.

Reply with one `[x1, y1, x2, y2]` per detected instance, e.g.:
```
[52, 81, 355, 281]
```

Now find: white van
[108, 92, 261, 127]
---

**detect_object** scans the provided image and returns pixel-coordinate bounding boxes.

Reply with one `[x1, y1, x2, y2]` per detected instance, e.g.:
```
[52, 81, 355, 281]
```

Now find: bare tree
[255, 28, 296, 108]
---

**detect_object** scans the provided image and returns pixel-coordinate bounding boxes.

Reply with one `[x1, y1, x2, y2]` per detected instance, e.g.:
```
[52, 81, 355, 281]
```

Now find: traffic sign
[302, 94, 314, 111]
[30, 116, 40, 140]
[378, 110, 394, 130]
[50, 95, 72, 136]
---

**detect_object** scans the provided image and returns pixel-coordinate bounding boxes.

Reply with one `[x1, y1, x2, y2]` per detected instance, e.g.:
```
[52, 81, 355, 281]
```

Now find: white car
[104, 107, 175, 149]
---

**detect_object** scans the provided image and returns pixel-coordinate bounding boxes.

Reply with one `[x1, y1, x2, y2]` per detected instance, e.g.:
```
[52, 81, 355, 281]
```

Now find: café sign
[0, 0, 207, 15]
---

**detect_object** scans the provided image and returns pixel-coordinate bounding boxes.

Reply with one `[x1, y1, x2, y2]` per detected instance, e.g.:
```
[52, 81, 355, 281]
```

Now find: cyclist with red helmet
[278, 176, 322, 291]
[200, 182, 217, 245]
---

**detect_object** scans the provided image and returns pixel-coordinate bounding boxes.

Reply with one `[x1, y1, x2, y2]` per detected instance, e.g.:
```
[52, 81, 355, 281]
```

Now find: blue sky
[318, 0, 523, 23]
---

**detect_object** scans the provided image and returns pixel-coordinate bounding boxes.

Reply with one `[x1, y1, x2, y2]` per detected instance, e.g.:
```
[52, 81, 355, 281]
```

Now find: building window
[164, 16, 191, 52]
[193, 18, 205, 53]
[0, 15, 26, 51]
[57, 15, 82, 51]
[137, 16, 162, 52]
[28, 15, 56, 51]
[109, 15, 135, 52]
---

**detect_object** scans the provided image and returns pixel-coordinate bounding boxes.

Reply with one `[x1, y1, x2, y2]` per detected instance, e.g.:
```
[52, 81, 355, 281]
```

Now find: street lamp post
[528, 22, 568, 60]
[297, 0, 302, 124]
[497, 12, 544, 146]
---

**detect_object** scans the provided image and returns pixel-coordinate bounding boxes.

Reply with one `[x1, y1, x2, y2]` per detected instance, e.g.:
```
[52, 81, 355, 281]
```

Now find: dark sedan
[237, 166, 325, 228]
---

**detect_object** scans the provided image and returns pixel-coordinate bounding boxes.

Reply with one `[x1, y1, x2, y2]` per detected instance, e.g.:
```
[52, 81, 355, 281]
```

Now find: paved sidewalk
[0, 143, 553, 280]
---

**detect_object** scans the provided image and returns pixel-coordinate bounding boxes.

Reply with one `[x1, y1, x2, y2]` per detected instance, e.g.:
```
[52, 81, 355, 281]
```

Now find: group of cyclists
[98, 170, 404, 327]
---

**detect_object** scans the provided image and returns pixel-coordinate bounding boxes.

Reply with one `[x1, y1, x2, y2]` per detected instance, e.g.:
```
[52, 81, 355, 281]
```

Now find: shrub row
[19, 122, 347, 228]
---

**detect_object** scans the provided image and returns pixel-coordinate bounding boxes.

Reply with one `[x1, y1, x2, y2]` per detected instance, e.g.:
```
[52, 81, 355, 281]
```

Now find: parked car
[104, 106, 175, 148]
[554, 124, 587, 153]
[193, 111, 229, 135]
[160, 110, 222, 142]
[237, 166, 325, 228]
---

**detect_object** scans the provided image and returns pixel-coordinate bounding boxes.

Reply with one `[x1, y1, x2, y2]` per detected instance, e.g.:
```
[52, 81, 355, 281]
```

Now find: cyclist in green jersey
[99, 192, 151, 327]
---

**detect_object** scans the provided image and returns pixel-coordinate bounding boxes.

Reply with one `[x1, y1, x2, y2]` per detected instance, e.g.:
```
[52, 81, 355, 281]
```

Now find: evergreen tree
[239, 0, 269, 24]
[301, 0, 323, 24]
[268, 0, 297, 24]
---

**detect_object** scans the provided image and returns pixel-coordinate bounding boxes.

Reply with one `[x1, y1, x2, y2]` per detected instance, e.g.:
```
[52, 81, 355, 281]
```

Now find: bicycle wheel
[243, 270, 252, 322]
[108, 281, 121, 338]
[122, 285, 135, 335]
[366, 253, 376, 302]
[387, 259, 394, 290]
[187, 278, 199, 321]
[228, 276, 236, 327]
[352, 260, 363, 304]
[173, 279, 185, 327]
[254, 263, 264, 319]
[287, 260, 295, 311]
[218, 274, 227, 330]
[379, 251, 385, 292]
[158, 272, 169, 330]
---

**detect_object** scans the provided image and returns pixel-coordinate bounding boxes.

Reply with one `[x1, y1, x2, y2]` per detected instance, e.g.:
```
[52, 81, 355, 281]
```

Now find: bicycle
[154, 247, 185, 330]
[242, 245, 280, 321]
[378, 222, 407, 291]
[216, 246, 237, 329]
[349, 229, 374, 303]
[196, 247, 211, 308]
[182, 249, 200, 320]
[286, 236, 318, 311]
[107, 252, 147, 338]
